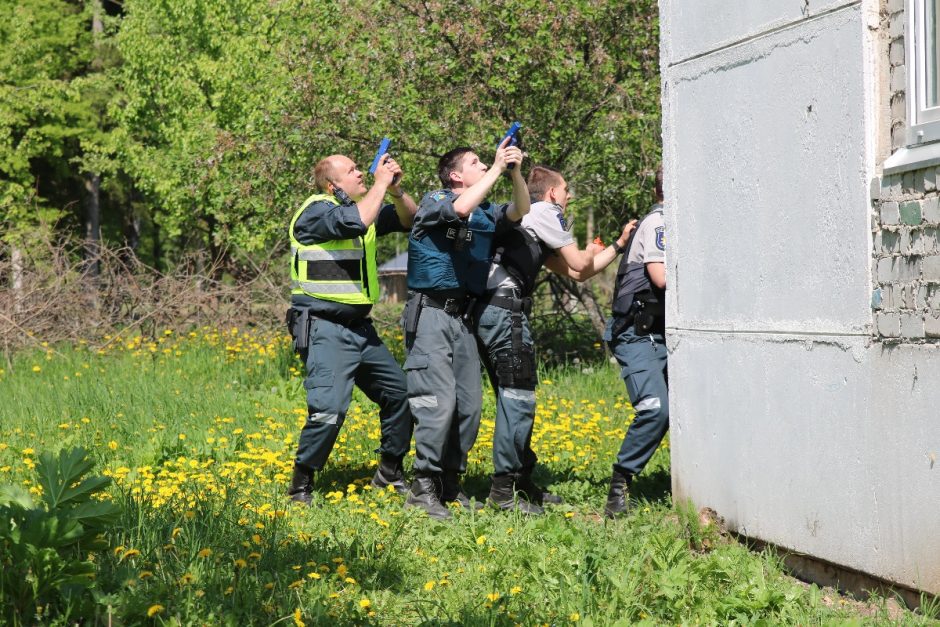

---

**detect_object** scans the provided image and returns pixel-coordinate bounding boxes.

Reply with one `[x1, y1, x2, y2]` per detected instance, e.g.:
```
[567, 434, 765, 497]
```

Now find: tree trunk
[152, 221, 163, 273]
[11, 245, 24, 315]
[574, 282, 607, 339]
[84, 172, 102, 278]
[586, 204, 595, 243]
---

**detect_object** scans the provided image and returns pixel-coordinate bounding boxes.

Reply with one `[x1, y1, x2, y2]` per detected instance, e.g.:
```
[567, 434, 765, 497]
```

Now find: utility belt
[285, 307, 369, 351]
[418, 291, 468, 316]
[479, 287, 532, 318]
[402, 290, 470, 336]
[611, 293, 665, 338]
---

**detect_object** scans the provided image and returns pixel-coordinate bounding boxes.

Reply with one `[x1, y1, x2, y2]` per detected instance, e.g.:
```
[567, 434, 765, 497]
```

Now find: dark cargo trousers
[294, 317, 412, 472]
[605, 322, 669, 476]
[473, 303, 538, 475]
[403, 306, 483, 475]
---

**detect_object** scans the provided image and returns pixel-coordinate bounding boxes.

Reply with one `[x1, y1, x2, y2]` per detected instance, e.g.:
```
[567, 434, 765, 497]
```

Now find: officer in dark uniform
[604, 166, 667, 518]
[401, 136, 529, 520]
[286, 152, 418, 505]
[474, 165, 636, 514]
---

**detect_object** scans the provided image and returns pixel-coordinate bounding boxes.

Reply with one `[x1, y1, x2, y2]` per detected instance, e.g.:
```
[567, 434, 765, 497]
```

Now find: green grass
[0, 330, 933, 625]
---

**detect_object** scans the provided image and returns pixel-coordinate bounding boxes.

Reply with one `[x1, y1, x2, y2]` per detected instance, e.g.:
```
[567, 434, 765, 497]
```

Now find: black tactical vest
[612, 209, 665, 316]
[492, 224, 551, 296]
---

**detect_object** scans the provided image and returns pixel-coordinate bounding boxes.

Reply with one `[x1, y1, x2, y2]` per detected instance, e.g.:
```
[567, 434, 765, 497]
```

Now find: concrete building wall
[662, 0, 940, 596]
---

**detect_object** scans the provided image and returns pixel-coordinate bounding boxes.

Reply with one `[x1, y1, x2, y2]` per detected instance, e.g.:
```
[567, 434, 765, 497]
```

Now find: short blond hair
[313, 157, 339, 192]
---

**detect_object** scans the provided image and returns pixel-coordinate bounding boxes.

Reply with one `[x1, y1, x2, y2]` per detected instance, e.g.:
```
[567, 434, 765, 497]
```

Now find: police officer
[604, 166, 667, 518]
[286, 152, 418, 505]
[474, 165, 636, 514]
[402, 136, 529, 520]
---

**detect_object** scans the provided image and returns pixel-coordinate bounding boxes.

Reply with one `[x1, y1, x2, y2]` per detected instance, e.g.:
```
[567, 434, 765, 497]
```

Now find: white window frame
[908, 0, 940, 144]
[884, 0, 940, 173]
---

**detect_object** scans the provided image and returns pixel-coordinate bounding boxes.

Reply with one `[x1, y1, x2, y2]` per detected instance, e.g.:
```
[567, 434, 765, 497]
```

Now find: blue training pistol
[368, 137, 392, 174]
[498, 122, 522, 169]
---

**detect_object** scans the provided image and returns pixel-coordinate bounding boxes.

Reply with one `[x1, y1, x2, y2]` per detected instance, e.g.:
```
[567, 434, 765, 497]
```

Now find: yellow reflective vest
[289, 193, 379, 305]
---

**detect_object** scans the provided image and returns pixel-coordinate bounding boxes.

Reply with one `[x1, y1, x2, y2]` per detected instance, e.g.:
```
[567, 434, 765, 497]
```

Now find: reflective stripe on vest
[288, 193, 379, 305]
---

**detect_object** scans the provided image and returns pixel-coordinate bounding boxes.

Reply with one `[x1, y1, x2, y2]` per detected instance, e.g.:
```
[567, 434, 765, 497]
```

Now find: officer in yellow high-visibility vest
[286, 152, 417, 505]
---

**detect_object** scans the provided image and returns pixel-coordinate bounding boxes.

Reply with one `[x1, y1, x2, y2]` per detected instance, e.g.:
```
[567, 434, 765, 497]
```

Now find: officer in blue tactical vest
[286, 152, 418, 505]
[472, 165, 636, 514]
[401, 136, 530, 520]
[604, 166, 667, 517]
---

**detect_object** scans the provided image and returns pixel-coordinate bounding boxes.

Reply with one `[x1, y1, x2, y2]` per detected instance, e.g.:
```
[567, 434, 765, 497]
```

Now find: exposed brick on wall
[872, 167, 940, 341]
[870, 2, 940, 342]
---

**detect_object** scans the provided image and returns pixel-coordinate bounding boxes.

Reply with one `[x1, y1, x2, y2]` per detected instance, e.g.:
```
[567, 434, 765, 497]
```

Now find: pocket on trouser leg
[304, 371, 339, 423]
[403, 353, 437, 413]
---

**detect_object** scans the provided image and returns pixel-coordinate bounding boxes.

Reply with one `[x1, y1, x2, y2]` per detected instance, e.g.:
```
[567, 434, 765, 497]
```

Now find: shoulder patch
[556, 211, 568, 231]
[432, 191, 448, 202]
[655, 225, 665, 251]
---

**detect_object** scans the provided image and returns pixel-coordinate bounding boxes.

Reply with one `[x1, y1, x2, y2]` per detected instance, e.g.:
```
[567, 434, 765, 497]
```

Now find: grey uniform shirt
[291, 198, 407, 318]
[486, 200, 576, 290]
[613, 203, 665, 311]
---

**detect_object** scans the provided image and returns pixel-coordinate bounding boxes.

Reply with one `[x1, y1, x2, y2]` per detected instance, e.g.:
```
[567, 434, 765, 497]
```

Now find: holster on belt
[286, 307, 311, 351]
[629, 294, 665, 336]
[403, 294, 422, 335]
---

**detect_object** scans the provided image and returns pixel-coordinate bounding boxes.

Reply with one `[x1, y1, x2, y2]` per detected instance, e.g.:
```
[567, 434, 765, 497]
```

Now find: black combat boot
[516, 469, 563, 506]
[405, 474, 451, 520]
[604, 468, 632, 518]
[288, 464, 314, 506]
[488, 473, 544, 515]
[442, 470, 483, 511]
[371, 454, 407, 494]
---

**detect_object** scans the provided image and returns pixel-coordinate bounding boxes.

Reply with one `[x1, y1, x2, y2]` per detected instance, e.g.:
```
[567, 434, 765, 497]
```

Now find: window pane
[927, 0, 940, 108]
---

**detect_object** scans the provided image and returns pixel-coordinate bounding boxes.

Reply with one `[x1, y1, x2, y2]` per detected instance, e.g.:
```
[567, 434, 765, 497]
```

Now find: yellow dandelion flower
[31, 365, 41, 373]
[293, 608, 305, 627]
[358, 598, 371, 609]
[234, 559, 247, 569]
[147, 604, 164, 617]
[288, 580, 304, 589]
[424, 580, 435, 591]
[569, 612, 580, 622]
[307, 572, 321, 580]
[139, 571, 153, 580]
[252, 534, 262, 544]
[197, 548, 212, 558]
[120, 549, 141, 561]
[476, 535, 486, 545]
[510, 586, 522, 595]
[108, 441, 118, 451]
[486, 592, 501, 602]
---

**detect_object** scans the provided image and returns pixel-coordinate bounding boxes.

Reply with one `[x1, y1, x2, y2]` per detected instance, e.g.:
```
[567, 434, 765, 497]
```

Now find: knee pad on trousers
[495, 346, 536, 390]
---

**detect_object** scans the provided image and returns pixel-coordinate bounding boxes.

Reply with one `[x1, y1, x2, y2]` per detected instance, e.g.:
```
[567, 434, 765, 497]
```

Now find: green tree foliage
[0, 0, 91, 235]
[111, 0, 660, 261]
[3, 0, 658, 268]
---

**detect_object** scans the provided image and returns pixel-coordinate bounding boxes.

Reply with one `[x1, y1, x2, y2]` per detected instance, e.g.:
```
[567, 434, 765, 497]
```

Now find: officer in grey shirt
[472, 165, 635, 514]
[603, 166, 667, 517]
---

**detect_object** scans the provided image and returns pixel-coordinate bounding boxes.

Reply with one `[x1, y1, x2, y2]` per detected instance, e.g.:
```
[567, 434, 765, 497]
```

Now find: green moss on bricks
[900, 201, 922, 225]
